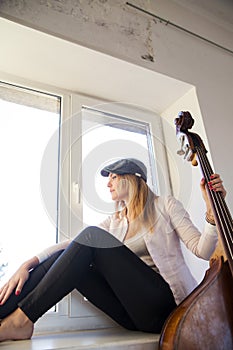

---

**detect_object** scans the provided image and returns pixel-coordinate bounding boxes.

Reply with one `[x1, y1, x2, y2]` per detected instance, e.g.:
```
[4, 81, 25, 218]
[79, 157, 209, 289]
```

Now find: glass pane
[0, 86, 60, 283]
[81, 107, 156, 226]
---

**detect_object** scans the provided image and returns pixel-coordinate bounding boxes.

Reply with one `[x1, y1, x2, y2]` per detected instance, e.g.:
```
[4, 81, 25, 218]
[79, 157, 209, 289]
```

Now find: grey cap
[101, 158, 147, 182]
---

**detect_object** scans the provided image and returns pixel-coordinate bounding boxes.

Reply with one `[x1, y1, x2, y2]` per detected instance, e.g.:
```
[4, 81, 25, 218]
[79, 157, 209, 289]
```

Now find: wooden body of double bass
[159, 257, 233, 349]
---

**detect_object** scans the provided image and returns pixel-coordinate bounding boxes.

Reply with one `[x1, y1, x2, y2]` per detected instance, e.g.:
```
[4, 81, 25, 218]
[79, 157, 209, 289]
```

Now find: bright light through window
[0, 93, 60, 284]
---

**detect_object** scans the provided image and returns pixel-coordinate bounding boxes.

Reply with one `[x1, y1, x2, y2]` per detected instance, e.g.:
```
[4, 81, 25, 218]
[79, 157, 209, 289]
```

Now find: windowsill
[1, 328, 160, 350]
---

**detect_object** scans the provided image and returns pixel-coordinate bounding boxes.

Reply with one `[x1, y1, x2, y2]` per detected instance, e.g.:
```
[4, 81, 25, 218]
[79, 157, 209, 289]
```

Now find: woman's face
[107, 173, 128, 202]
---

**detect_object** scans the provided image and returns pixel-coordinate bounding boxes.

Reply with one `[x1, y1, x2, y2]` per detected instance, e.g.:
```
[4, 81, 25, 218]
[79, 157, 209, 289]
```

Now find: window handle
[72, 182, 81, 204]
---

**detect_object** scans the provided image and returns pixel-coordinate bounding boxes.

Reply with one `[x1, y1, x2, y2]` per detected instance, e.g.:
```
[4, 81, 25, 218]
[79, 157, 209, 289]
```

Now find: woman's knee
[74, 226, 122, 249]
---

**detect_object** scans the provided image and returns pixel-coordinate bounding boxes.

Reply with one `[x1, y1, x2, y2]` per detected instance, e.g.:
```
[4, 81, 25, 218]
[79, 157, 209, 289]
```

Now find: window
[0, 87, 170, 332]
[0, 82, 60, 283]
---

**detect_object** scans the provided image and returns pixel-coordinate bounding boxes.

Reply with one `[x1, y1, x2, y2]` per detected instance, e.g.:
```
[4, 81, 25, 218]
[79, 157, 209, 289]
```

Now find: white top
[124, 232, 159, 273]
[36, 195, 218, 305]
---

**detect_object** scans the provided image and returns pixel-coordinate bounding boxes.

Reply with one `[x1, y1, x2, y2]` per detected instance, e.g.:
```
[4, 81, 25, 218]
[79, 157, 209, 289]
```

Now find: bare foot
[0, 308, 34, 342]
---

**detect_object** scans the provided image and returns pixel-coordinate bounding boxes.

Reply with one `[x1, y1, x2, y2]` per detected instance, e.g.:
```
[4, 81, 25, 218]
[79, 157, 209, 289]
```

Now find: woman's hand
[200, 174, 226, 224]
[200, 174, 226, 199]
[0, 256, 39, 305]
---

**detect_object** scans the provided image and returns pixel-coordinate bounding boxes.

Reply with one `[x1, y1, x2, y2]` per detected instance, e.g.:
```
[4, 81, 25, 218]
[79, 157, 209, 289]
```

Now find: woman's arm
[0, 239, 71, 305]
[0, 256, 39, 305]
[200, 173, 226, 225]
[36, 239, 72, 263]
[168, 174, 226, 260]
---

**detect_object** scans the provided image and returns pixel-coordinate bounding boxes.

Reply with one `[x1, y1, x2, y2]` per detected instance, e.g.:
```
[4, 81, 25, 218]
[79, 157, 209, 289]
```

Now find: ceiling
[1, 0, 232, 114]
[172, 0, 233, 31]
[0, 17, 193, 114]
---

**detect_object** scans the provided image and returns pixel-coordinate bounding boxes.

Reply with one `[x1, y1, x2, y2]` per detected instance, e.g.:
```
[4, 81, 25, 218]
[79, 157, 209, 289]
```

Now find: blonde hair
[115, 174, 157, 233]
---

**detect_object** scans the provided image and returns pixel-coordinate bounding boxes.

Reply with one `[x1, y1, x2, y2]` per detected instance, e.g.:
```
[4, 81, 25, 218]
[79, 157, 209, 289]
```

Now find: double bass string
[197, 146, 233, 259]
[197, 146, 233, 237]
[198, 146, 233, 236]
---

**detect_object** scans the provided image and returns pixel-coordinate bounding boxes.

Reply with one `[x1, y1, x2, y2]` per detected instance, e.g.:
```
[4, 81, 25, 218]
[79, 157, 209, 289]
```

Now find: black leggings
[0, 227, 176, 333]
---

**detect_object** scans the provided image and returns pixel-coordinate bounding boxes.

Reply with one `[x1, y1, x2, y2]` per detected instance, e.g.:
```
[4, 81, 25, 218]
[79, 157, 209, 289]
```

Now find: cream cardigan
[99, 195, 218, 304]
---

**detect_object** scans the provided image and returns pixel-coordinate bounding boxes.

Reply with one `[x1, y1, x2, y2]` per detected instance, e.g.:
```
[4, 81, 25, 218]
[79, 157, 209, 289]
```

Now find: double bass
[159, 111, 233, 350]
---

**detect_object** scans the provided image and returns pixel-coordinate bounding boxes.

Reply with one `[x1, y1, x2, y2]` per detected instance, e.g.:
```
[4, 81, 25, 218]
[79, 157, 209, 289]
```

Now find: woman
[0, 158, 226, 342]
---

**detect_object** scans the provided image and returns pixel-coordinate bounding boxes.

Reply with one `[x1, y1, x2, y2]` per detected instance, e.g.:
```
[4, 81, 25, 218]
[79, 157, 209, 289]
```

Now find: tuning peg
[177, 135, 185, 155]
[177, 149, 185, 156]
[191, 154, 198, 166]
[184, 145, 190, 159]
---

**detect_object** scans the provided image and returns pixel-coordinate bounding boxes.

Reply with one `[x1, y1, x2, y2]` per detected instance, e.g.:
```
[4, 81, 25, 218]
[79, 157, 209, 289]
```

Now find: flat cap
[101, 158, 147, 182]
